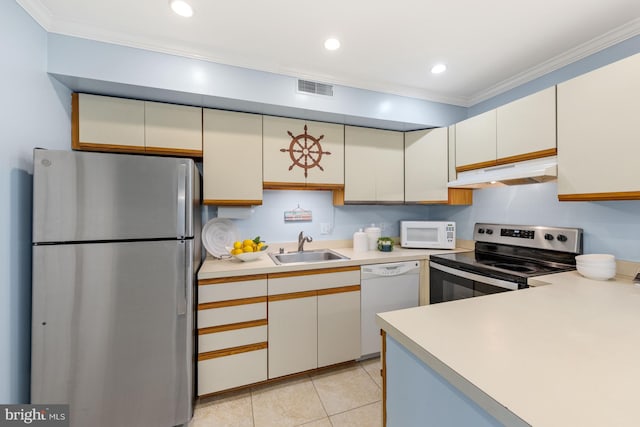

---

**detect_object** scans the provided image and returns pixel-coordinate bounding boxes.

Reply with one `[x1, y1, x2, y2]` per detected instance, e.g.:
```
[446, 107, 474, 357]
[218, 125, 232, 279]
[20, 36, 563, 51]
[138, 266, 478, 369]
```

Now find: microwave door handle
[430, 262, 519, 291]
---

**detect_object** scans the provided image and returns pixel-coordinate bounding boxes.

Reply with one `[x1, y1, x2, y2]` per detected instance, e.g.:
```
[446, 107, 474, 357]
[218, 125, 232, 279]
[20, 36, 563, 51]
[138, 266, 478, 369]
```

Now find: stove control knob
[544, 233, 554, 241]
[557, 234, 568, 242]
[478, 228, 485, 234]
[485, 229, 493, 235]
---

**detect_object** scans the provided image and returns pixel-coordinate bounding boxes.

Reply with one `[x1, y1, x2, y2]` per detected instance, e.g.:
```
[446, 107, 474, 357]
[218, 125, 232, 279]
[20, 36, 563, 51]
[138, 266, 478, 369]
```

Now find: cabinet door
[203, 109, 263, 205]
[557, 53, 640, 200]
[75, 93, 145, 152]
[304, 120, 344, 186]
[268, 295, 317, 378]
[455, 110, 496, 170]
[317, 289, 361, 367]
[344, 126, 404, 202]
[404, 128, 449, 203]
[264, 117, 344, 186]
[198, 348, 267, 395]
[263, 116, 307, 184]
[145, 101, 202, 156]
[496, 87, 556, 161]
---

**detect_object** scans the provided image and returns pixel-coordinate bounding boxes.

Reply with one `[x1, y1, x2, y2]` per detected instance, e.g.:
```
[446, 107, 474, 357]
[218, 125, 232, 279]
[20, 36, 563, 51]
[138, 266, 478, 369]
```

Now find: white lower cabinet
[268, 294, 318, 378]
[317, 289, 361, 367]
[197, 275, 268, 396]
[198, 348, 267, 395]
[268, 267, 361, 379]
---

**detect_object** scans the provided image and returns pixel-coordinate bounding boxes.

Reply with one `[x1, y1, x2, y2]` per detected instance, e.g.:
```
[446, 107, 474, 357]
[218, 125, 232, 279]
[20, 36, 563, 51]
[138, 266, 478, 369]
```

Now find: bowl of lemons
[227, 236, 268, 262]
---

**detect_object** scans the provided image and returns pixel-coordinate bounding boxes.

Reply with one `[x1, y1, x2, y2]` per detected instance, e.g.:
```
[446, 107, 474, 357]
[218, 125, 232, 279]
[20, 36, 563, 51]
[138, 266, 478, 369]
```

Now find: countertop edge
[376, 313, 530, 427]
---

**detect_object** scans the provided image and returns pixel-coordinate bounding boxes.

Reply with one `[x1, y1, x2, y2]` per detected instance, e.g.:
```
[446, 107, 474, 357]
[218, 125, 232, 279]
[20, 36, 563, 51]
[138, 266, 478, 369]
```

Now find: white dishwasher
[360, 260, 420, 358]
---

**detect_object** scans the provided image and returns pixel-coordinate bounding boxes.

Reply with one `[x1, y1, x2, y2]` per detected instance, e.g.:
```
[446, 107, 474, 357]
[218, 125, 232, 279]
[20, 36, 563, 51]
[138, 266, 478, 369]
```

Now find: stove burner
[491, 263, 537, 273]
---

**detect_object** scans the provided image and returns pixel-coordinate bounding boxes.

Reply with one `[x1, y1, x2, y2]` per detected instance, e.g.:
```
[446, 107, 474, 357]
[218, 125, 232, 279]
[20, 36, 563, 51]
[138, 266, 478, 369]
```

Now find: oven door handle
[430, 262, 520, 291]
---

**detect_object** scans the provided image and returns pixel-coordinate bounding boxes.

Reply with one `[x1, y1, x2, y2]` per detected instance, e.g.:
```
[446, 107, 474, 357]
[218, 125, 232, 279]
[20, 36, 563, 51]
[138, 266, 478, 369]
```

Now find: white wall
[0, 2, 71, 403]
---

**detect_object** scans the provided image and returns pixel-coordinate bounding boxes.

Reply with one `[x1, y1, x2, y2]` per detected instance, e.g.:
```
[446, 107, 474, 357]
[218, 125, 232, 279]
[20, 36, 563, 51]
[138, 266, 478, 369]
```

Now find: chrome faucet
[298, 231, 313, 252]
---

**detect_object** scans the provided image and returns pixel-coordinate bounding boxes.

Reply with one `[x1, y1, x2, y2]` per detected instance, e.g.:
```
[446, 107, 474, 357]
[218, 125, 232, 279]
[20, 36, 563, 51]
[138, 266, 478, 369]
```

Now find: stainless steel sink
[269, 249, 350, 265]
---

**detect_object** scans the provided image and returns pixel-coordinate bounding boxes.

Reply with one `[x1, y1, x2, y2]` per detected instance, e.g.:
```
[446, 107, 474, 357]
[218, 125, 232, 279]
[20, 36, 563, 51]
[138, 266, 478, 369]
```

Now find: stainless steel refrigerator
[31, 149, 201, 427]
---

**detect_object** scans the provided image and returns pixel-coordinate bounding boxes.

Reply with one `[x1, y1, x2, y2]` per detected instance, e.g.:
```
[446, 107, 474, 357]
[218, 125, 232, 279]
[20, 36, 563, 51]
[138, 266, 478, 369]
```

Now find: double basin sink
[269, 249, 349, 265]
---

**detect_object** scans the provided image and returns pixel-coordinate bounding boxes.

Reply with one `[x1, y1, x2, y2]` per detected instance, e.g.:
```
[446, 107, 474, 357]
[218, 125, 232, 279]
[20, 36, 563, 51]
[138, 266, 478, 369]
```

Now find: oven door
[429, 262, 520, 304]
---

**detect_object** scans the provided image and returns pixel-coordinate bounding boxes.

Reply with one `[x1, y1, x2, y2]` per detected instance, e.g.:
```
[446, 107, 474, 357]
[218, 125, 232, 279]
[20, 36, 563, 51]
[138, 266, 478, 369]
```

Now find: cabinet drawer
[199, 324, 268, 353]
[198, 347, 267, 395]
[199, 276, 267, 303]
[268, 267, 360, 295]
[198, 301, 266, 328]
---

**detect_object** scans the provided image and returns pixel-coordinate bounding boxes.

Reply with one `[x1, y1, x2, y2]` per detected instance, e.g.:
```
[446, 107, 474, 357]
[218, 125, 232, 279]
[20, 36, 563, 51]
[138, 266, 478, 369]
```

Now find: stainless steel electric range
[429, 223, 583, 304]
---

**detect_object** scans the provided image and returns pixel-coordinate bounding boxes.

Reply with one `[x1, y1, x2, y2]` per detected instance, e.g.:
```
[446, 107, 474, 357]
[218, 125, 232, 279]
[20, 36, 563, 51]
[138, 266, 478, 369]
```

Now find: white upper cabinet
[557, 53, 640, 201]
[404, 128, 449, 203]
[74, 93, 145, 152]
[455, 87, 557, 172]
[454, 110, 496, 170]
[73, 93, 203, 156]
[202, 109, 263, 205]
[144, 101, 202, 156]
[496, 86, 556, 160]
[344, 126, 404, 203]
[263, 116, 344, 188]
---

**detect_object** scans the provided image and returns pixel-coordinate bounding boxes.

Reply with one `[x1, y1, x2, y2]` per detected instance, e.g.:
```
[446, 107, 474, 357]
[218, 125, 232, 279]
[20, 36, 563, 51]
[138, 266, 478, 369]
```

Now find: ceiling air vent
[297, 79, 334, 96]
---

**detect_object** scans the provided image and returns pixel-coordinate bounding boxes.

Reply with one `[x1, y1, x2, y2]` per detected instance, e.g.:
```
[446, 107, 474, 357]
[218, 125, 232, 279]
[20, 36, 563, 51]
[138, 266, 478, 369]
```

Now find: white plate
[202, 218, 238, 258]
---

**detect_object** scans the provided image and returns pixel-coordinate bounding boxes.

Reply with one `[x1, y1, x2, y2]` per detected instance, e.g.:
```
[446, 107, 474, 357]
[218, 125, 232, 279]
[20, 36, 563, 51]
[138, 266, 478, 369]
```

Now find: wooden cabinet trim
[199, 274, 268, 286]
[263, 182, 344, 191]
[203, 199, 263, 206]
[145, 146, 203, 157]
[198, 296, 266, 311]
[268, 265, 360, 279]
[448, 188, 473, 205]
[71, 93, 80, 150]
[381, 329, 387, 427]
[495, 148, 556, 166]
[268, 290, 318, 302]
[199, 319, 268, 335]
[73, 142, 146, 154]
[455, 160, 498, 173]
[558, 191, 640, 201]
[198, 342, 268, 361]
[316, 285, 361, 296]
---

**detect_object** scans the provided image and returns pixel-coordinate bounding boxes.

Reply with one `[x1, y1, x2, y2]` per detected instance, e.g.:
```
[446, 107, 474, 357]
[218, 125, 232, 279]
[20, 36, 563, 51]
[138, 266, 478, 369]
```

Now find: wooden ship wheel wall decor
[280, 125, 331, 178]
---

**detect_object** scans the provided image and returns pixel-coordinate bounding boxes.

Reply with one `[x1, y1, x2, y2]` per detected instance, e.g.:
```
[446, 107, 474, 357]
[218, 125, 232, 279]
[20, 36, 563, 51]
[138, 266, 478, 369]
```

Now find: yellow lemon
[242, 245, 254, 253]
[242, 239, 253, 247]
[257, 242, 264, 251]
[233, 241, 242, 249]
[231, 248, 243, 256]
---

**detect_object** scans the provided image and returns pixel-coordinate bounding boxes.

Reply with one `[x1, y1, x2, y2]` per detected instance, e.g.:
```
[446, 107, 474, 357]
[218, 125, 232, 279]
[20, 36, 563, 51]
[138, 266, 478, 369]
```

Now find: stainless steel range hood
[447, 156, 557, 189]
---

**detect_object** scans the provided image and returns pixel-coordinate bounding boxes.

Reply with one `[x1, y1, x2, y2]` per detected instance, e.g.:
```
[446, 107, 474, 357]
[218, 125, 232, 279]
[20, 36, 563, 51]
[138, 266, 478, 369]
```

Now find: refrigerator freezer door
[31, 240, 194, 427]
[32, 149, 197, 243]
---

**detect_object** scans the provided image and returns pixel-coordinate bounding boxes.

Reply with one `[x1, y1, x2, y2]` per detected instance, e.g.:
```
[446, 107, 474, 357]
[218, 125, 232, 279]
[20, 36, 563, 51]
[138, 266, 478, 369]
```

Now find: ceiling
[17, 0, 640, 107]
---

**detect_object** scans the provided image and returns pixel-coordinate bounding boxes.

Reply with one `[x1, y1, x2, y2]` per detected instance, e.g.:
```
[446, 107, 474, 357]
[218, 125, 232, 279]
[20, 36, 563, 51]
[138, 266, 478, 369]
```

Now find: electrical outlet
[320, 223, 331, 235]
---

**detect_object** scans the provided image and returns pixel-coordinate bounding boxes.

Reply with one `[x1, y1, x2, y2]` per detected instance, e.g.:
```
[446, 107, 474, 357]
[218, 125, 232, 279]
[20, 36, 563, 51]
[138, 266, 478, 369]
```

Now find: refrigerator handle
[177, 163, 187, 238]
[178, 242, 191, 316]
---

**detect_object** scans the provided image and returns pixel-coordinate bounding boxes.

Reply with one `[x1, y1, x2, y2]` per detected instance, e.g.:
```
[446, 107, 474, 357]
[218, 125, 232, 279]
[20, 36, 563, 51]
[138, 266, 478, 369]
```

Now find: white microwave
[400, 221, 456, 249]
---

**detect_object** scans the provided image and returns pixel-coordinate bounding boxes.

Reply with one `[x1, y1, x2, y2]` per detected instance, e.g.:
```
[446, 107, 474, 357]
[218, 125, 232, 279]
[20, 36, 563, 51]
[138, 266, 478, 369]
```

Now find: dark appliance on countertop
[429, 223, 583, 304]
[31, 149, 201, 427]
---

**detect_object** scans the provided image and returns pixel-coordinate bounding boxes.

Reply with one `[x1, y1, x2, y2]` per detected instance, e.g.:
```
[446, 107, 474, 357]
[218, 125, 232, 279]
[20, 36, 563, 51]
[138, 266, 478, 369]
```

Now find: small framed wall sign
[284, 205, 312, 222]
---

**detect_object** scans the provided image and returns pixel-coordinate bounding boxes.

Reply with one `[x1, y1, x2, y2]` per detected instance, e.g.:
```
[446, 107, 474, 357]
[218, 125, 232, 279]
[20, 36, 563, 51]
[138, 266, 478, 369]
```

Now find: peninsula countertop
[377, 271, 640, 427]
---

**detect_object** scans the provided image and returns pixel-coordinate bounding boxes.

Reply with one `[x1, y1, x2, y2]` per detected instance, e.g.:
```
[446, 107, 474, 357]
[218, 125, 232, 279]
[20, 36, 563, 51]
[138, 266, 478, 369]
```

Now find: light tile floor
[190, 357, 382, 427]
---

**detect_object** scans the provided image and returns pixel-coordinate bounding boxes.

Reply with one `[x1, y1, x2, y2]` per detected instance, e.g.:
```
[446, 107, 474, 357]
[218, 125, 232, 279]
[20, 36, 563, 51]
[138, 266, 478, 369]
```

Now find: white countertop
[377, 271, 640, 426]
[197, 246, 470, 279]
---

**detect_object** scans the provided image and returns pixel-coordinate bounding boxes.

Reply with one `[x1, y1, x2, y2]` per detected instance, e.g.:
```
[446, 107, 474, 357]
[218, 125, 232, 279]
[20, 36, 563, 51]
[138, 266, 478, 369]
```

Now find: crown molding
[469, 17, 640, 106]
[17, 0, 53, 30]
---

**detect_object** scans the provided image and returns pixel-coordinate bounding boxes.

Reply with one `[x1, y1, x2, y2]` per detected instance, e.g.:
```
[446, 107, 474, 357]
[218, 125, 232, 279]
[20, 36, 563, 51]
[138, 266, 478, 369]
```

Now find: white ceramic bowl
[575, 254, 615, 264]
[231, 250, 266, 262]
[576, 264, 616, 280]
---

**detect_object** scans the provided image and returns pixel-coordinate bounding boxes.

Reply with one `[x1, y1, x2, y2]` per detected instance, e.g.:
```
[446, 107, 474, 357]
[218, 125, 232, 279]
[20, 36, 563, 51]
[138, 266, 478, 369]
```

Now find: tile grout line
[308, 372, 333, 426]
[250, 386, 256, 427]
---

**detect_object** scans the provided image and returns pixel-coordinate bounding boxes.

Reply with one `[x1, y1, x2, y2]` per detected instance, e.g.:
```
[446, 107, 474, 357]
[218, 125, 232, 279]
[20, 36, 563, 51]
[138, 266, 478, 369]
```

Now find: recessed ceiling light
[170, 0, 193, 17]
[324, 38, 341, 51]
[431, 63, 447, 74]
